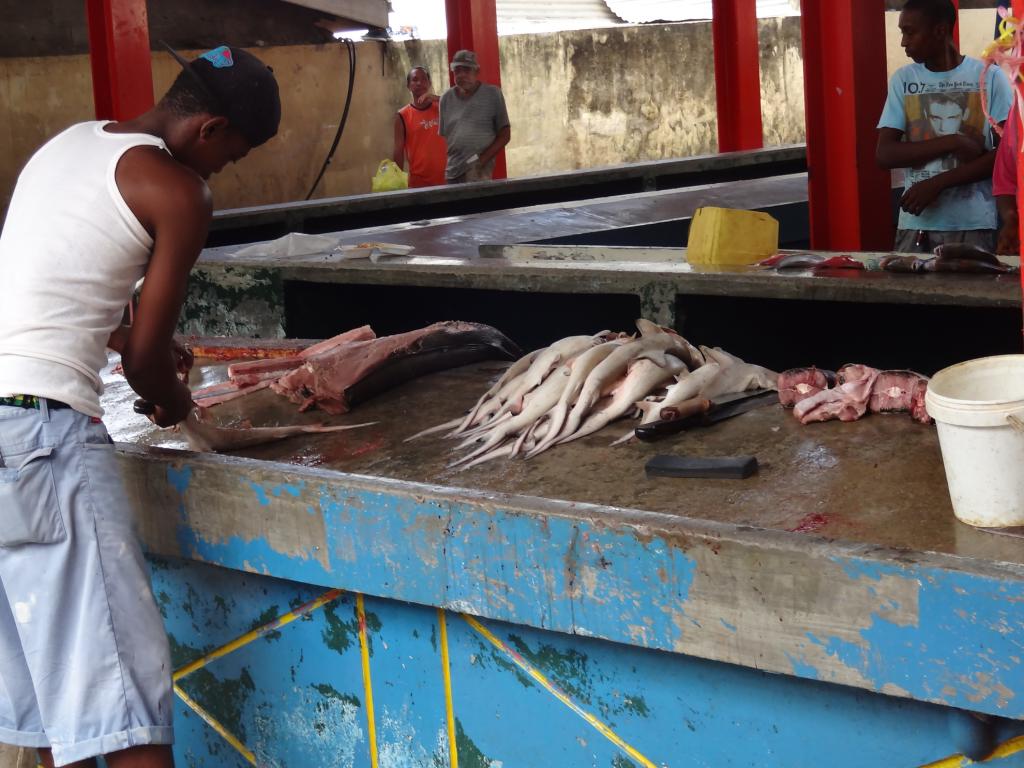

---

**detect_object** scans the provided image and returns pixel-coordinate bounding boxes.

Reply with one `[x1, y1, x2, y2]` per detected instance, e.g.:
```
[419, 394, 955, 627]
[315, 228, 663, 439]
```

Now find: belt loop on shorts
[39, 397, 50, 423]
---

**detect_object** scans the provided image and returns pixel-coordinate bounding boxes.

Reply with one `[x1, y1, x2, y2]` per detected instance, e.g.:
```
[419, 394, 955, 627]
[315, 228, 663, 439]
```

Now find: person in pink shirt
[993, 108, 1020, 254]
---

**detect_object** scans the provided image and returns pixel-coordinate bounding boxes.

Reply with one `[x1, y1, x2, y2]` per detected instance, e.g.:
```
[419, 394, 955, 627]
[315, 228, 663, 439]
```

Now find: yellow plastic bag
[371, 159, 409, 192]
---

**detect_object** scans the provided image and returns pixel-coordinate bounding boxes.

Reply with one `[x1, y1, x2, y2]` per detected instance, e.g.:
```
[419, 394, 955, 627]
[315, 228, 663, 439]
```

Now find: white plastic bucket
[926, 355, 1024, 528]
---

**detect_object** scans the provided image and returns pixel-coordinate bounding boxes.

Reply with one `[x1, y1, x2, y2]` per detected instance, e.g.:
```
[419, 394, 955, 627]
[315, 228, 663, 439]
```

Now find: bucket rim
[928, 354, 1024, 409]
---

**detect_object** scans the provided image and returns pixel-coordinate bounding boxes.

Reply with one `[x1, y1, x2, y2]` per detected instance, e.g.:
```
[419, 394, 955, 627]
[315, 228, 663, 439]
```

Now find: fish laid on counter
[191, 321, 519, 414]
[410, 320, 779, 467]
[881, 244, 1015, 274]
[177, 408, 376, 452]
[781, 364, 931, 425]
[931, 242, 1003, 264]
[758, 253, 865, 270]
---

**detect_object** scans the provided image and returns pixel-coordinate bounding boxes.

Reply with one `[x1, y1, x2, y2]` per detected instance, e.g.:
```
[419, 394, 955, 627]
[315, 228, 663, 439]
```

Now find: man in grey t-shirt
[439, 49, 511, 183]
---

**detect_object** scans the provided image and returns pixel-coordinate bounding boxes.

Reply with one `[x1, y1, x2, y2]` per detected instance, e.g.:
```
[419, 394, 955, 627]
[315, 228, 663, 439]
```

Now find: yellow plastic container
[686, 207, 779, 266]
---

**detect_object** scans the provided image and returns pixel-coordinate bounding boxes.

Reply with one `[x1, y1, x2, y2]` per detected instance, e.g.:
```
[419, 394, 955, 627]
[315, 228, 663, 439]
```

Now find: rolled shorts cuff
[0, 722, 50, 748]
[51, 725, 174, 767]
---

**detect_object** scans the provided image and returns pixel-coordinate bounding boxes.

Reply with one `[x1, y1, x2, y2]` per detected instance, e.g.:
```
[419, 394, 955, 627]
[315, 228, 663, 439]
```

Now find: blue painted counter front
[118, 447, 1024, 767]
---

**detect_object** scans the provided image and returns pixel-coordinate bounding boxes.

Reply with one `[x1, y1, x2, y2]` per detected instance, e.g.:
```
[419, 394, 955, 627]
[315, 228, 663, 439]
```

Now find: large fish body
[559, 357, 685, 444]
[273, 321, 520, 414]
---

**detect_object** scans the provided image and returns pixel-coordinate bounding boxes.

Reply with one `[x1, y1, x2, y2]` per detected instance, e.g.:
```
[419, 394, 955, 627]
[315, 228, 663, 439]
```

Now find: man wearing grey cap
[439, 50, 511, 183]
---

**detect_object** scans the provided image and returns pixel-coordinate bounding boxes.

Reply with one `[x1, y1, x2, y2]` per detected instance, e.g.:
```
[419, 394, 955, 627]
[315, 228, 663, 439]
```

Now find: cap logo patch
[200, 46, 234, 68]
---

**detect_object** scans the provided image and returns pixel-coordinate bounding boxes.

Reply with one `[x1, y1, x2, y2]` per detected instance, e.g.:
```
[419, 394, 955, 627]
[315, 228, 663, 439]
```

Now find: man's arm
[115, 146, 212, 427]
[877, 127, 984, 169]
[478, 126, 510, 168]
[392, 114, 406, 168]
[900, 144, 998, 216]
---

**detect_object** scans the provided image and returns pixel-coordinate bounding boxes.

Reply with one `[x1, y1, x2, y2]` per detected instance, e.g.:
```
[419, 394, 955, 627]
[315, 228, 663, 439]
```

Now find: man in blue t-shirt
[877, 0, 1013, 252]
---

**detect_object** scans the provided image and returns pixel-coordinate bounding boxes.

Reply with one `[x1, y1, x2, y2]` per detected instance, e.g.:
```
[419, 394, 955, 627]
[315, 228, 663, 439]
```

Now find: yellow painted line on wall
[174, 588, 344, 681]
[357, 592, 380, 768]
[174, 683, 257, 766]
[171, 589, 344, 765]
[919, 735, 1024, 768]
[438, 608, 460, 768]
[461, 613, 659, 768]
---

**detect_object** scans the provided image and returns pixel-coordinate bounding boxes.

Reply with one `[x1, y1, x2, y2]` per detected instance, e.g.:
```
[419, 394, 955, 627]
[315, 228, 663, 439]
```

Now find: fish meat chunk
[778, 367, 834, 408]
[273, 321, 520, 414]
[868, 370, 927, 413]
[793, 367, 880, 424]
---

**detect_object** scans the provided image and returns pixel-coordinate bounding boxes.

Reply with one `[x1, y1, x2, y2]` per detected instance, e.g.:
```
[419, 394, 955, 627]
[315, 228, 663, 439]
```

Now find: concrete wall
[885, 8, 1001, 78]
[0, 8, 1006, 216]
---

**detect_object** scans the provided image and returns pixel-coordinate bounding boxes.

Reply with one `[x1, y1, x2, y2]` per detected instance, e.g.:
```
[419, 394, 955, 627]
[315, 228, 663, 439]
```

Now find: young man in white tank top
[0, 45, 280, 768]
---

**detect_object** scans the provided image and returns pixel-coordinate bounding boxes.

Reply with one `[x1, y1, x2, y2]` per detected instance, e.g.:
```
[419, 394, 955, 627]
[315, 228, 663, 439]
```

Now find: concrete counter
[104, 361, 1024, 759]
[186, 175, 1020, 346]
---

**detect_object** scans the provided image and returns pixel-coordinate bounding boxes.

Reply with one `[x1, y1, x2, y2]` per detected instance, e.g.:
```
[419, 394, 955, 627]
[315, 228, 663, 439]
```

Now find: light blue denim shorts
[0, 400, 173, 766]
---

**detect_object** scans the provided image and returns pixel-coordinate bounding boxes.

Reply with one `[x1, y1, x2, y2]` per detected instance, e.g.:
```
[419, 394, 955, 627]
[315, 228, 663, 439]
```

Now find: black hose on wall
[306, 38, 357, 200]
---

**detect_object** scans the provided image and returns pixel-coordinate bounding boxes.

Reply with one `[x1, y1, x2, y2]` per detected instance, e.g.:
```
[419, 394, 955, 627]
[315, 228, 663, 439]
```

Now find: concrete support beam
[86, 0, 154, 120]
[444, 0, 507, 179]
[284, 0, 389, 29]
[799, 0, 892, 250]
[712, 0, 763, 152]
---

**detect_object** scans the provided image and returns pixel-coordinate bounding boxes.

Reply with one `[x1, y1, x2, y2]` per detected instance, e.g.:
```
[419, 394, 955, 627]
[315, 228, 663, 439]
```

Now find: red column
[86, 0, 154, 120]
[799, 0, 892, 251]
[1013, 0, 1024, 321]
[444, 0, 507, 179]
[712, 0, 763, 152]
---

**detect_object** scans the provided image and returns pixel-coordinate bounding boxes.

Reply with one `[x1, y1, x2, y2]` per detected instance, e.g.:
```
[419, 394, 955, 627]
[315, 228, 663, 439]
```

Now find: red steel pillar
[1014, 0, 1024, 321]
[86, 0, 154, 120]
[712, 0, 764, 152]
[799, 0, 892, 251]
[444, 0, 507, 179]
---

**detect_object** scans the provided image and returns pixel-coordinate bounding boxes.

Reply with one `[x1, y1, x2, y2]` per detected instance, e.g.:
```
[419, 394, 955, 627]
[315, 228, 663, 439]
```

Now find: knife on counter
[635, 388, 778, 442]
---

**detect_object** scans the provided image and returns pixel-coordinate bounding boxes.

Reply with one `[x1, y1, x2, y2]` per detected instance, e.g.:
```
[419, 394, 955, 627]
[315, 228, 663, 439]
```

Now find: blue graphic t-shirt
[877, 56, 1013, 231]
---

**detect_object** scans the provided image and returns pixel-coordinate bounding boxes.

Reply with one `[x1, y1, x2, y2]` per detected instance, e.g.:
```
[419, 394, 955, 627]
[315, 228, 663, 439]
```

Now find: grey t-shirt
[439, 83, 510, 179]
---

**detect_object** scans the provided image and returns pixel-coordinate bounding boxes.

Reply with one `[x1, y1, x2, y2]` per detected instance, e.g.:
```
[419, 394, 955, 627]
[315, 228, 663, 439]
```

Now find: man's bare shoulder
[117, 146, 212, 234]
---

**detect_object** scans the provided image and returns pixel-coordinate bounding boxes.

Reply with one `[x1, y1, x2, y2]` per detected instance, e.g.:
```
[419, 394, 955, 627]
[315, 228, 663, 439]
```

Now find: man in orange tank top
[393, 67, 447, 188]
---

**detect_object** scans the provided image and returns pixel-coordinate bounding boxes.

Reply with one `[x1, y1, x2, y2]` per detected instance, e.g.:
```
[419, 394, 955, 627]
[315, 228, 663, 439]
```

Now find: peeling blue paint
[785, 652, 820, 680]
[151, 558, 1024, 768]
[158, 464, 1024, 721]
[271, 482, 304, 499]
[243, 479, 271, 506]
[823, 557, 1024, 712]
[168, 465, 192, 495]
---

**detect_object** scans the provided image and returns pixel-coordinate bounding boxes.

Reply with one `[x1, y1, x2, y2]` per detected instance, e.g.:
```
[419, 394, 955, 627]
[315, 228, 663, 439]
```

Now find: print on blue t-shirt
[877, 56, 1013, 232]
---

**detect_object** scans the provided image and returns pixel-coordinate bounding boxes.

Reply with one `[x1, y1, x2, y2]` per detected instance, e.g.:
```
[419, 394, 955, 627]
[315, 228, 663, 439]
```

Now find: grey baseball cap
[450, 50, 480, 71]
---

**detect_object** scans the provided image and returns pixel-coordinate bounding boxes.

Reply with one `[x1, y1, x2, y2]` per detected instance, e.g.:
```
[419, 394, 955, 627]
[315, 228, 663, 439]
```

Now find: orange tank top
[399, 101, 447, 188]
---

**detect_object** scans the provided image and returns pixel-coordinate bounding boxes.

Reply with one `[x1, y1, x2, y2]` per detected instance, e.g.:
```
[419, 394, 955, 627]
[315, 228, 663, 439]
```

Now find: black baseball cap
[163, 43, 281, 147]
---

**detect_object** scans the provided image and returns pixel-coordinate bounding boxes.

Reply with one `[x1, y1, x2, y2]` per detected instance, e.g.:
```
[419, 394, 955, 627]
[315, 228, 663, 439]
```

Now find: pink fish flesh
[272, 321, 520, 414]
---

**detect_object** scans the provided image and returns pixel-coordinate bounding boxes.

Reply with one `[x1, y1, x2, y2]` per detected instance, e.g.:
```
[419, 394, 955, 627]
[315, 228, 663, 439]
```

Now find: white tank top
[0, 121, 168, 417]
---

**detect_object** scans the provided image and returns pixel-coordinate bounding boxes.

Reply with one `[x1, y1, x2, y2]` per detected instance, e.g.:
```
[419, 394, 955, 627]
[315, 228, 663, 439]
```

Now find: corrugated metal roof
[497, 0, 624, 34]
[602, 0, 799, 25]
